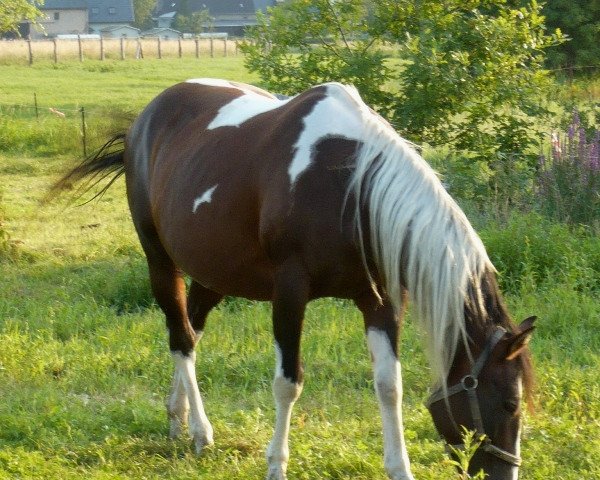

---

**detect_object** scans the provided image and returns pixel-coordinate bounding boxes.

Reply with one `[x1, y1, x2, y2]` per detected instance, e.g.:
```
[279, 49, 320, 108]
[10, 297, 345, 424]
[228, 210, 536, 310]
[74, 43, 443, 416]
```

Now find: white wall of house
[30, 9, 88, 39]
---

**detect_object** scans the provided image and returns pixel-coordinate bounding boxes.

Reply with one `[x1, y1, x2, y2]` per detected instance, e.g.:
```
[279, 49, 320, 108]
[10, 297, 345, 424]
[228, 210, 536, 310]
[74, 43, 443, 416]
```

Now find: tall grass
[536, 110, 600, 227]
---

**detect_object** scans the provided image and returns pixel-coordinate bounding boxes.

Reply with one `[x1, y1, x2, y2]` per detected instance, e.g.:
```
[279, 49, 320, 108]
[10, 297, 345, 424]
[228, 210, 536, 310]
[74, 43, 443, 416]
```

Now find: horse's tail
[47, 134, 126, 204]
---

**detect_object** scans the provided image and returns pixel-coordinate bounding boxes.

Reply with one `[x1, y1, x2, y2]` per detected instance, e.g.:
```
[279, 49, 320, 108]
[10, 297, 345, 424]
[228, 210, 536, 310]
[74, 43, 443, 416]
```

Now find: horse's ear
[506, 316, 537, 360]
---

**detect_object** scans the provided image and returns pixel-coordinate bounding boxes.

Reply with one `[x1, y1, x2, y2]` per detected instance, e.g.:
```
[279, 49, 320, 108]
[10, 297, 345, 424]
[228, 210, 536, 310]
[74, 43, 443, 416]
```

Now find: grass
[1, 58, 599, 479]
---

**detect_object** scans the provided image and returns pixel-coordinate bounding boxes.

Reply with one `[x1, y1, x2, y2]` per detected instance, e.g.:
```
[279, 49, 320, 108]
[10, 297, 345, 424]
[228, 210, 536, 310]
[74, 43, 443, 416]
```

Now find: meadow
[0, 58, 599, 479]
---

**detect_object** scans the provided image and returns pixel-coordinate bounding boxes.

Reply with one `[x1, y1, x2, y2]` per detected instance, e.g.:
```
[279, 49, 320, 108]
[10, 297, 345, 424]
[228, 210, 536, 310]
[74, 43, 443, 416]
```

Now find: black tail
[48, 134, 126, 204]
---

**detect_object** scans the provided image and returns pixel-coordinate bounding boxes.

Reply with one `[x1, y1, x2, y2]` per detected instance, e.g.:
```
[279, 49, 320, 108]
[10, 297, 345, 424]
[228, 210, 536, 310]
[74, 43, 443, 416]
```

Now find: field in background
[0, 58, 599, 479]
[0, 37, 239, 65]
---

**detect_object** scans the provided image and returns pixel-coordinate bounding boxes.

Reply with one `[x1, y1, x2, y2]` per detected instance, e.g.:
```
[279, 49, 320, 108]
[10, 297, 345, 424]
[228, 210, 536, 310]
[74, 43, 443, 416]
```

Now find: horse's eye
[503, 399, 519, 414]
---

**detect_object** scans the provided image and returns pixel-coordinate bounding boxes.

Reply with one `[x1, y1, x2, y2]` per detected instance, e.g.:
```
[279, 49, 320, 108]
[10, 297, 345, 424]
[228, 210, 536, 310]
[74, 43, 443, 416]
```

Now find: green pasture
[0, 58, 599, 479]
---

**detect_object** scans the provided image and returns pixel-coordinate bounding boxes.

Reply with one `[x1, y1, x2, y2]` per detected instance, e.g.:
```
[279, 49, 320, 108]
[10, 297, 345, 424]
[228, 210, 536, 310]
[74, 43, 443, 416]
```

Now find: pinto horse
[53, 79, 536, 480]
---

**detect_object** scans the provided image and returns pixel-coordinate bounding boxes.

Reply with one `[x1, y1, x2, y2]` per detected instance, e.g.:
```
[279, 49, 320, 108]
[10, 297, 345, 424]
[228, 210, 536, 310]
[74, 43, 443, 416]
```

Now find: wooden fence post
[34, 92, 39, 120]
[100, 36, 105, 60]
[77, 34, 83, 61]
[80, 107, 87, 158]
[178, 37, 182, 58]
[120, 37, 125, 60]
[157, 36, 162, 59]
[53, 38, 58, 63]
[27, 36, 33, 65]
[210, 37, 214, 58]
[195, 37, 200, 58]
[223, 38, 227, 57]
[136, 38, 144, 59]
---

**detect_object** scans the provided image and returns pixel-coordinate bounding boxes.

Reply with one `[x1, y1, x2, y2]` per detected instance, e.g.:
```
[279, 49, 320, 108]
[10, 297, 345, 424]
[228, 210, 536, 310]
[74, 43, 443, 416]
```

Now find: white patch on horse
[186, 78, 288, 130]
[192, 184, 218, 213]
[207, 93, 288, 130]
[288, 83, 367, 186]
[366, 328, 414, 480]
[186, 78, 242, 90]
[511, 378, 523, 480]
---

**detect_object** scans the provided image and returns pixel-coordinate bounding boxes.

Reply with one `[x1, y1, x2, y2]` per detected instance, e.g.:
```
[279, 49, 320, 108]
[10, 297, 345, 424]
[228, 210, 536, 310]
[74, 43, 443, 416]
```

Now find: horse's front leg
[266, 261, 309, 480]
[356, 295, 415, 480]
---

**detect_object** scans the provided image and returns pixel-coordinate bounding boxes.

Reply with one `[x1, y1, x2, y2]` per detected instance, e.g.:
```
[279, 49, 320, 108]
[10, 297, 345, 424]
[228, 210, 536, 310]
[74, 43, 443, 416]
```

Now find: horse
[52, 78, 536, 480]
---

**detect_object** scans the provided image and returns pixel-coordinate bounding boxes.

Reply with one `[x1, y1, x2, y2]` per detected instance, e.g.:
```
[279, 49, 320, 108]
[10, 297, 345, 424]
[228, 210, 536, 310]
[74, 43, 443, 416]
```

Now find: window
[54, 12, 60, 20]
[91, 8, 99, 14]
[108, 7, 116, 14]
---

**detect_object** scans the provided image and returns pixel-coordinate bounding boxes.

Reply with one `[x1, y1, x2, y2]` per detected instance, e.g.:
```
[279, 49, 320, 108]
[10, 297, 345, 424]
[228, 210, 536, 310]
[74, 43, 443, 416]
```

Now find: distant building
[27, 0, 88, 39]
[141, 27, 182, 39]
[100, 25, 141, 38]
[88, 0, 135, 35]
[154, 0, 281, 36]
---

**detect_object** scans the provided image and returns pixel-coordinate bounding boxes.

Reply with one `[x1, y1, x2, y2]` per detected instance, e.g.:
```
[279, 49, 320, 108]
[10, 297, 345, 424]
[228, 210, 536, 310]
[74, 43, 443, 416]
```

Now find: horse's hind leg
[167, 281, 222, 441]
[141, 233, 216, 453]
[356, 294, 414, 480]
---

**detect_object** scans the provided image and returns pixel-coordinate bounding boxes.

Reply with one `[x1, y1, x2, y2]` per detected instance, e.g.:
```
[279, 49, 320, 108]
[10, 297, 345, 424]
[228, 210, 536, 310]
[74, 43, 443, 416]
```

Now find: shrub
[480, 213, 599, 294]
[536, 110, 600, 227]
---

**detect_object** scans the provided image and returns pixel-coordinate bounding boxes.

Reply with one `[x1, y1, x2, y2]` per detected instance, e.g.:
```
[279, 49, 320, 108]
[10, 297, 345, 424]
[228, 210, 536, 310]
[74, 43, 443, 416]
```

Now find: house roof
[142, 27, 181, 36]
[155, 0, 257, 17]
[37, 0, 88, 10]
[88, 0, 134, 24]
[101, 25, 140, 32]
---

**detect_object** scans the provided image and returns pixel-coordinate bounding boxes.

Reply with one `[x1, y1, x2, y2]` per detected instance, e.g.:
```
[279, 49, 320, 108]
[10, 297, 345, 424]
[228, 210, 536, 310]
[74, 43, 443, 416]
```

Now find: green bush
[480, 212, 600, 294]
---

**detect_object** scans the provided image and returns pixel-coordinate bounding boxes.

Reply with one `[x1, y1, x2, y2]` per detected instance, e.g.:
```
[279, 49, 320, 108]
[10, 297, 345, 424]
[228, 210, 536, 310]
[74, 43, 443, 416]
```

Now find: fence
[0, 95, 123, 159]
[0, 37, 240, 64]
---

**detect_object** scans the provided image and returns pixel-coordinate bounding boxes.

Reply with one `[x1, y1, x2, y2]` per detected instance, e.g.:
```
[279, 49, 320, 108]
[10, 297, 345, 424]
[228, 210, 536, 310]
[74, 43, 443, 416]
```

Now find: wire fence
[0, 95, 113, 158]
[0, 37, 241, 64]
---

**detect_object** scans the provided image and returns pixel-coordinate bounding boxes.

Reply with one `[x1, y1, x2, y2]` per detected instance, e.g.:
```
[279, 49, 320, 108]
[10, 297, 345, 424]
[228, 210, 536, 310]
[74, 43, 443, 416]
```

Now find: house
[88, 0, 135, 35]
[27, 0, 88, 39]
[100, 25, 141, 38]
[154, 0, 281, 36]
[141, 27, 182, 39]
[156, 11, 177, 29]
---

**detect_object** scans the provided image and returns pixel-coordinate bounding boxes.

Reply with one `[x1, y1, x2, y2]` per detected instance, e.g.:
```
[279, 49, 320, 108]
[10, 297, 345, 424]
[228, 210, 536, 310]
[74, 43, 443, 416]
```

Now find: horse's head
[427, 316, 536, 480]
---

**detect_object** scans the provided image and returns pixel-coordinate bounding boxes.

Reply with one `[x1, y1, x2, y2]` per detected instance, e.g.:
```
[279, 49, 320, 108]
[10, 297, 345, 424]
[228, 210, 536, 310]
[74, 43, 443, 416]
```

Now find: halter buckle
[460, 374, 478, 391]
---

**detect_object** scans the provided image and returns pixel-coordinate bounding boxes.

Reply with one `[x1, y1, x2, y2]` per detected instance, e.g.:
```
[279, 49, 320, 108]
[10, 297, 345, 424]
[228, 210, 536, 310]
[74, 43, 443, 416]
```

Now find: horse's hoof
[168, 418, 188, 439]
[193, 435, 214, 455]
[265, 466, 287, 480]
[387, 471, 415, 480]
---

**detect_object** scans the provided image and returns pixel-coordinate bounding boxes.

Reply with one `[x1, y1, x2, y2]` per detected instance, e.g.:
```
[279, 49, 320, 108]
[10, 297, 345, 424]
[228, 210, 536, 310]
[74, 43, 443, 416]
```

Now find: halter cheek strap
[426, 327, 522, 468]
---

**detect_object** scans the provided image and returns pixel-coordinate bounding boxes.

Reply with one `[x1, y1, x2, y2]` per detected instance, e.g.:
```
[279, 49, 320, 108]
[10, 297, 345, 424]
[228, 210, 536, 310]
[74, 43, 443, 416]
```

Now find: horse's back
[125, 80, 372, 300]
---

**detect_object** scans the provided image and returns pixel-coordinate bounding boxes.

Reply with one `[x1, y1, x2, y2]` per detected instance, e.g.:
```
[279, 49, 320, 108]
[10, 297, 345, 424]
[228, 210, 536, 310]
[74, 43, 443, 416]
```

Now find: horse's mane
[347, 91, 495, 385]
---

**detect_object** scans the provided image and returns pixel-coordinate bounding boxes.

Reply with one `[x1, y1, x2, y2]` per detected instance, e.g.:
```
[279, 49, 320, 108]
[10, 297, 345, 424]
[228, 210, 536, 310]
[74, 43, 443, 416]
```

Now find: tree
[543, 0, 600, 74]
[132, 0, 157, 30]
[172, 9, 213, 34]
[243, 0, 564, 203]
[0, 0, 42, 36]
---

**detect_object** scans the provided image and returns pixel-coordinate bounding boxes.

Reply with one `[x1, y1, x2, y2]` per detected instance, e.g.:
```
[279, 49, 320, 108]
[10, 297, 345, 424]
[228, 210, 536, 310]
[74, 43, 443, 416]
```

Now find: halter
[426, 327, 522, 467]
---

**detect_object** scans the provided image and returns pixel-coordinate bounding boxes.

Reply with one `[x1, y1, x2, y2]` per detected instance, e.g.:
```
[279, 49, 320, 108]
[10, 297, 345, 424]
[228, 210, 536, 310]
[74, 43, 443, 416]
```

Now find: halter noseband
[426, 327, 522, 467]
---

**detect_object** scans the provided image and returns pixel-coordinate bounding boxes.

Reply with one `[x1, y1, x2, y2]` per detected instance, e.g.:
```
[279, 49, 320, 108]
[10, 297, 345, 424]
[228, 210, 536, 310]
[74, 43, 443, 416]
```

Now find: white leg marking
[192, 184, 218, 213]
[367, 329, 414, 480]
[266, 344, 302, 480]
[171, 352, 213, 453]
[167, 364, 190, 439]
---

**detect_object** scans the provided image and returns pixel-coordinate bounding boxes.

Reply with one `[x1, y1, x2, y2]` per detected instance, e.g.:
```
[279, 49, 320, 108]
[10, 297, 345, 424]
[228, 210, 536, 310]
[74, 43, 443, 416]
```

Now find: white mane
[346, 89, 494, 384]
